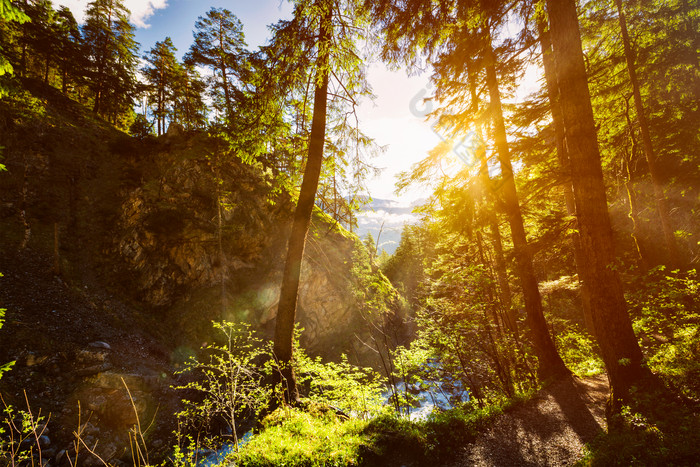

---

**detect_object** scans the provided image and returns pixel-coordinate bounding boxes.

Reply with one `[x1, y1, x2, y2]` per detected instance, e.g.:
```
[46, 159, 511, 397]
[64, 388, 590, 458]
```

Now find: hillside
[0, 78, 403, 464]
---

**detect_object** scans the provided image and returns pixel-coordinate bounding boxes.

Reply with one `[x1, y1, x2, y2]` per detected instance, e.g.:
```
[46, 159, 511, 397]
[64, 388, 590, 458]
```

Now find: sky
[54, 0, 450, 205]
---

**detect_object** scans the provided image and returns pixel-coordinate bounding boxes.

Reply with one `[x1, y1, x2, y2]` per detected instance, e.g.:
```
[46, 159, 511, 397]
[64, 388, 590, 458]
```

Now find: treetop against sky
[52, 0, 540, 202]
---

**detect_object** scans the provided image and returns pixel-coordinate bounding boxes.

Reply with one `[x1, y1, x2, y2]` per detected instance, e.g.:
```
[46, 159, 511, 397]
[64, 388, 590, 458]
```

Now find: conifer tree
[367, 0, 569, 379]
[172, 62, 207, 131]
[273, 0, 333, 403]
[536, 13, 594, 334]
[55, 6, 81, 95]
[613, 0, 680, 267]
[270, 0, 373, 402]
[185, 8, 247, 124]
[545, 0, 647, 410]
[0, 0, 30, 96]
[82, 0, 139, 121]
[21, 0, 56, 82]
[142, 37, 180, 135]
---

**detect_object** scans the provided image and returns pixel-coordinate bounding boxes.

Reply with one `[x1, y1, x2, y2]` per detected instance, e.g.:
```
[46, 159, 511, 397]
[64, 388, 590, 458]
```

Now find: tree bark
[61, 64, 68, 94]
[537, 18, 596, 336]
[477, 135, 518, 337]
[273, 2, 331, 404]
[466, 59, 518, 338]
[483, 38, 568, 380]
[44, 54, 50, 84]
[614, 0, 680, 267]
[546, 0, 647, 411]
[623, 95, 651, 269]
[20, 0, 28, 77]
[467, 54, 520, 341]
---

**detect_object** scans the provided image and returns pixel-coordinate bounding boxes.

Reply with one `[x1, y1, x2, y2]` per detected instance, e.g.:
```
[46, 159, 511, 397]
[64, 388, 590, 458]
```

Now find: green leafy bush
[627, 268, 700, 398]
[578, 269, 700, 465]
[0, 395, 49, 466]
[296, 351, 387, 419]
[174, 322, 276, 452]
[556, 329, 605, 377]
[578, 399, 700, 466]
[231, 397, 518, 466]
[647, 324, 700, 398]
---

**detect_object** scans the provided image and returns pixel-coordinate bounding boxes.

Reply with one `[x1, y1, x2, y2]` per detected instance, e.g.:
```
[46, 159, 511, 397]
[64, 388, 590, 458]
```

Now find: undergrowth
[577, 268, 700, 466]
[230, 400, 512, 467]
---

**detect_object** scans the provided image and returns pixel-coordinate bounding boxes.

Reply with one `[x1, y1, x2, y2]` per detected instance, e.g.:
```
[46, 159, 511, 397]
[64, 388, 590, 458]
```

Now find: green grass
[233, 408, 369, 466]
[227, 397, 522, 467]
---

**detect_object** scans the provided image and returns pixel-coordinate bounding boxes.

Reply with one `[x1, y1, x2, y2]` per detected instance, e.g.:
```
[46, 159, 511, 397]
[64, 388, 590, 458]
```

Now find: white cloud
[55, 0, 168, 28]
[356, 210, 419, 227]
[127, 0, 168, 28]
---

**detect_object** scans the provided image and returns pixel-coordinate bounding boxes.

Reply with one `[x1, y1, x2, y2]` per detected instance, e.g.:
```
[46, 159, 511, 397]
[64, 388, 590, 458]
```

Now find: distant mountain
[354, 198, 426, 255]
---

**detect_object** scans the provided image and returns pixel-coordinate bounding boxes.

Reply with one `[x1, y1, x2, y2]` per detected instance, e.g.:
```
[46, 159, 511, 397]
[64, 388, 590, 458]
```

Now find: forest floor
[451, 374, 609, 467]
[0, 247, 180, 460]
[1, 247, 612, 466]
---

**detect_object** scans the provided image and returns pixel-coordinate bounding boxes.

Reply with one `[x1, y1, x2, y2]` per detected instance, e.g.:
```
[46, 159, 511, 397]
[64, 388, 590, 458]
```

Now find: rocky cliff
[0, 79, 400, 465]
[0, 79, 395, 360]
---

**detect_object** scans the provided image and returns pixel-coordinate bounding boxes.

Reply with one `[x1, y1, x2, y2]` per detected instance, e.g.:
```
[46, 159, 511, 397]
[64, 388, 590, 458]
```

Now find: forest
[0, 0, 699, 465]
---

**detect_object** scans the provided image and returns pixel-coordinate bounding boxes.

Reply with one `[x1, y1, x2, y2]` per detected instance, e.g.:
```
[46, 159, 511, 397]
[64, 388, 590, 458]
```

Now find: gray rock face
[112, 144, 394, 359]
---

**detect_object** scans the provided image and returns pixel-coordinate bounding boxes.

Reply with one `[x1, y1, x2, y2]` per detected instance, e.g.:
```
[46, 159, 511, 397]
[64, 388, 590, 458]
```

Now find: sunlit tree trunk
[537, 18, 595, 336]
[467, 56, 518, 338]
[623, 96, 651, 269]
[477, 136, 518, 337]
[61, 63, 68, 94]
[483, 37, 568, 380]
[546, 0, 647, 412]
[614, 0, 680, 267]
[20, 0, 28, 77]
[273, 1, 331, 404]
[44, 54, 50, 84]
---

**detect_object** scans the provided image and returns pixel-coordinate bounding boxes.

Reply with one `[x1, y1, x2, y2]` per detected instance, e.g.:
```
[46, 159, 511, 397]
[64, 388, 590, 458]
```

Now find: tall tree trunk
[20, 0, 28, 77]
[546, 0, 647, 412]
[483, 38, 568, 379]
[61, 63, 68, 94]
[614, 0, 680, 267]
[623, 96, 651, 269]
[537, 18, 595, 336]
[273, 2, 331, 404]
[476, 230, 505, 337]
[157, 65, 163, 135]
[477, 136, 518, 337]
[466, 60, 518, 338]
[93, 0, 114, 115]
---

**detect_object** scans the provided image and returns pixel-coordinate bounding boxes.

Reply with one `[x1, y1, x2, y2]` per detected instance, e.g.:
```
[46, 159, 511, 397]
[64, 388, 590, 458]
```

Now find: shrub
[556, 329, 605, 377]
[174, 322, 276, 452]
[295, 351, 387, 419]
